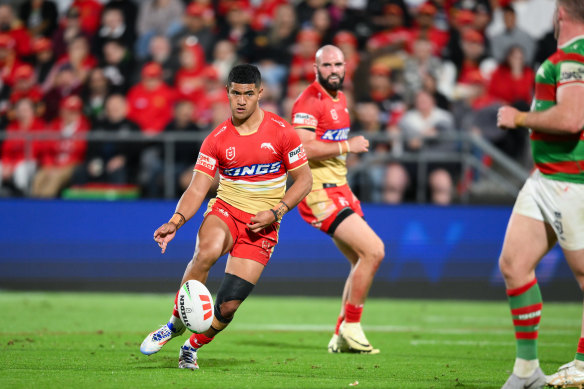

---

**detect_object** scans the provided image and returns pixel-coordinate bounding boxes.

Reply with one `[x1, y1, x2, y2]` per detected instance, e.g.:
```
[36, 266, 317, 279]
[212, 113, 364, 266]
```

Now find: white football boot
[547, 360, 584, 388]
[327, 333, 349, 353]
[178, 340, 199, 370]
[339, 322, 380, 354]
[501, 367, 546, 389]
[140, 322, 185, 355]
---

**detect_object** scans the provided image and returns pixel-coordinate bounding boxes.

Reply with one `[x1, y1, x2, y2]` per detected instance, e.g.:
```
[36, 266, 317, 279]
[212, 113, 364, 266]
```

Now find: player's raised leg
[546, 248, 584, 388]
[333, 213, 384, 353]
[179, 256, 263, 369]
[141, 214, 233, 356]
[499, 213, 555, 389]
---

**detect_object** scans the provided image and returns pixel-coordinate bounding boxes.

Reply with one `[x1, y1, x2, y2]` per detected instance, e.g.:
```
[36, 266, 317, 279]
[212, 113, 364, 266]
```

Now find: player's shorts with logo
[298, 183, 363, 236]
[513, 169, 584, 251]
[204, 197, 279, 265]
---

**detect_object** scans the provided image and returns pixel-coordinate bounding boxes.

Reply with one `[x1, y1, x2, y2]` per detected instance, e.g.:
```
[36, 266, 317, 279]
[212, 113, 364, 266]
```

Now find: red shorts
[297, 183, 363, 236]
[204, 198, 279, 265]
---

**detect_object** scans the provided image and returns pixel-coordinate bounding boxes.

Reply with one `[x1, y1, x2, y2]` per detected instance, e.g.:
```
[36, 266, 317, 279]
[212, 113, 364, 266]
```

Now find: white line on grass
[410, 339, 573, 347]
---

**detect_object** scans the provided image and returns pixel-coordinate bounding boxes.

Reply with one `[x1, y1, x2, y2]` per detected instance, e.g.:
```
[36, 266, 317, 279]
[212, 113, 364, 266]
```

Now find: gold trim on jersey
[193, 169, 215, 181]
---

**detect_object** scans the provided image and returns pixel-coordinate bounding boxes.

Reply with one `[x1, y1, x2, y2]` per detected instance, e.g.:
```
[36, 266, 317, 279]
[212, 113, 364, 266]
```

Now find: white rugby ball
[177, 280, 214, 333]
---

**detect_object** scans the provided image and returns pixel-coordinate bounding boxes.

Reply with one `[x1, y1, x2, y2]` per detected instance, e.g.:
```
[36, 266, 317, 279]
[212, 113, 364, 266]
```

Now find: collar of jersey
[229, 112, 265, 136]
[559, 34, 584, 49]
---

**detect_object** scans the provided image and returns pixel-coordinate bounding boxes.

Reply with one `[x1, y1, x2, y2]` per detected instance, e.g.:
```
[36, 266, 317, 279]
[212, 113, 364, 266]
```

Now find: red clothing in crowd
[288, 54, 316, 85]
[1, 58, 27, 87]
[10, 86, 43, 105]
[127, 82, 176, 134]
[39, 116, 90, 167]
[367, 27, 412, 51]
[71, 0, 104, 36]
[488, 65, 535, 106]
[5, 25, 32, 57]
[2, 118, 46, 168]
[409, 27, 449, 56]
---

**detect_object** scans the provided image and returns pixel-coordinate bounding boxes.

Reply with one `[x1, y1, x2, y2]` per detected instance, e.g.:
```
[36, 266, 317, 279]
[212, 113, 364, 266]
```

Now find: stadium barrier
[0, 199, 577, 300]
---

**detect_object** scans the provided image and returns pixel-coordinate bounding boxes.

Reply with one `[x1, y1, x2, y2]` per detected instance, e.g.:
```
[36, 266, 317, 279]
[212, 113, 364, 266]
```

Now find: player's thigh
[225, 256, 265, 285]
[196, 214, 234, 260]
[332, 213, 384, 261]
[333, 236, 359, 266]
[500, 212, 556, 276]
[563, 249, 584, 289]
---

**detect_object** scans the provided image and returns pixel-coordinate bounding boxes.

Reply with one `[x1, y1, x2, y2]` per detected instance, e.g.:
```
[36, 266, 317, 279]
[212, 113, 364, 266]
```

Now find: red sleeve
[280, 123, 308, 171]
[290, 92, 320, 130]
[193, 135, 218, 178]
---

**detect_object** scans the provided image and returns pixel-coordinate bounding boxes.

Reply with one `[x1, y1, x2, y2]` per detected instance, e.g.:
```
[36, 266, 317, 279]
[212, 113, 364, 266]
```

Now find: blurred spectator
[216, 1, 255, 61]
[486, 0, 554, 41]
[410, 2, 449, 57]
[490, 5, 535, 66]
[295, 0, 329, 27]
[367, 0, 412, 32]
[403, 37, 444, 104]
[174, 40, 211, 126]
[81, 67, 111, 124]
[75, 94, 141, 185]
[101, 39, 134, 93]
[487, 45, 534, 107]
[51, 6, 89, 60]
[9, 64, 45, 119]
[44, 35, 97, 93]
[288, 28, 321, 85]
[309, 7, 335, 45]
[251, 0, 287, 31]
[353, 100, 399, 154]
[533, 30, 556, 69]
[140, 35, 179, 85]
[247, 3, 297, 65]
[0, 4, 33, 58]
[399, 90, 457, 205]
[103, 0, 138, 41]
[70, 0, 104, 37]
[31, 95, 90, 198]
[366, 4, 411, 55]
[127, 62, 175, 134]
[334, 31, 359, 89]
[93, 7, 135, 60]
[18, 0, 58, 39]
[31, 37, 55, 84]
[211, 40, 239, 84]
[379, 162, 409, 204]
[0, 98, 44, 197]
[136, 0, 184, 59]
[170, 2, 215, 61]
[42, 66, 83, 122]
[163, 100, 205, 195]
[422, 73, 450, 111]
[0, 35, 25, 88]
[328, 0, 367, 33]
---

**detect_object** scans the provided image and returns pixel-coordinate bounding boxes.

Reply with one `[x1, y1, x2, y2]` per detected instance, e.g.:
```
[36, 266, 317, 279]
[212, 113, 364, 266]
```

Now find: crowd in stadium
[0, 0, 555, 203]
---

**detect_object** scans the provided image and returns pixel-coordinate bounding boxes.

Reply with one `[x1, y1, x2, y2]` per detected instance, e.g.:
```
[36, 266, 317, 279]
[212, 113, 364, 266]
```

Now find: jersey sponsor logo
[218, 207, 229, 217]
[223, 161, 282, 177]
[321, 128, 350, 141]
[261, 142, 277, 154]
[270, 117, 286, 128]
[226, 146, 236, 161]
[214, 125, 227, 137]
[330, 109, 338, 120]
[196, 152, 217, 170]
[288, 145, 306, 164]
[292, 112, 318, 127]
[560, 62, 584, 83]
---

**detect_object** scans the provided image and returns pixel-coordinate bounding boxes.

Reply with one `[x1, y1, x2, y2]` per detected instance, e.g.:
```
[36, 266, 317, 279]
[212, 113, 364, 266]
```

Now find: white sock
[168, 315, 185, 333]
[575, 359, 584, 370]
[513, 358, 539, 378]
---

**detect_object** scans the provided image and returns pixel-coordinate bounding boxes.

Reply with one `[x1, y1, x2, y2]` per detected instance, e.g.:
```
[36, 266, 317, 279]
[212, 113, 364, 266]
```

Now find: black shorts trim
[326, 207, 354, 237]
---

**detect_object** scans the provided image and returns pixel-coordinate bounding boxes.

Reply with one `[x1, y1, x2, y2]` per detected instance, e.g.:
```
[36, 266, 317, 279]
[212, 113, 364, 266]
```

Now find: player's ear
[258, 87, 263, 100]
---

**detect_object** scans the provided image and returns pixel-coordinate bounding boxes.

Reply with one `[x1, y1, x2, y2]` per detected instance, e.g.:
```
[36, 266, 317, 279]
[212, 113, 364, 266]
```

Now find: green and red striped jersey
[531, 36, 584, 183]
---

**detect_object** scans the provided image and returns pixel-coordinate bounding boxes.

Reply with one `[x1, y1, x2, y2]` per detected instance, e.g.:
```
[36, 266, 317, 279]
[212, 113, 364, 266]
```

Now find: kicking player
[496, 1, 584, 387]
[139, 64, 312, 369]
[291, 45, 384, 354]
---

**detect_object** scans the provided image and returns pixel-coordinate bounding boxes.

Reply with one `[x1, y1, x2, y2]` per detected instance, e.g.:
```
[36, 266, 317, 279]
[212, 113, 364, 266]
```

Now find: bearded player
[496, 1, 584, 387]
[139, 64, 312, 369]
[291, 45, 384, 354]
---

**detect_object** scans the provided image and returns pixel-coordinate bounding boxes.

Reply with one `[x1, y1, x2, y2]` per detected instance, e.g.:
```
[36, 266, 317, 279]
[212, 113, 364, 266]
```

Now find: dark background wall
[0, 199, 579, 300]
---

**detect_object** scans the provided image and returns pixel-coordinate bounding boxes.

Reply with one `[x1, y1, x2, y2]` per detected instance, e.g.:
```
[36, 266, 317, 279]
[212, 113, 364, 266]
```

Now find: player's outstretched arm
[295, 128, 369, 161]
[247, 163, 313, 233]
[154, 171, 214, 253]
[497, 85, 584, 134]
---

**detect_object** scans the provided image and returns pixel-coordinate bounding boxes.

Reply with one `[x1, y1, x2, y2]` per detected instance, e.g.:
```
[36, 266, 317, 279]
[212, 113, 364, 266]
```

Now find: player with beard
[291, 45, 384, 354]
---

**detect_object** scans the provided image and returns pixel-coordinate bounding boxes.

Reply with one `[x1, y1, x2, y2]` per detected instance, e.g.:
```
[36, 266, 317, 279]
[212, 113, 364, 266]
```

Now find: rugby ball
[177, 280, 214, 333]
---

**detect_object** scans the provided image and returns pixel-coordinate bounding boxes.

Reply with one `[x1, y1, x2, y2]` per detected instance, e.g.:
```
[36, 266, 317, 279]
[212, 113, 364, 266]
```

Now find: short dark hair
[227, 64, 261, 88]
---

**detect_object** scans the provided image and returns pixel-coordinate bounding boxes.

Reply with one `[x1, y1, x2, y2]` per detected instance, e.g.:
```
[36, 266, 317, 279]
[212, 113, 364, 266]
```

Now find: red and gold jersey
[291, 80, 350, 188]
[194, 110, 308, 215]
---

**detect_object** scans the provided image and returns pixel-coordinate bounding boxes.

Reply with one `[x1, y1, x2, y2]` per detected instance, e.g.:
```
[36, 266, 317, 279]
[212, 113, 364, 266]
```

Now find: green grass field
[0, 292, 581, 389]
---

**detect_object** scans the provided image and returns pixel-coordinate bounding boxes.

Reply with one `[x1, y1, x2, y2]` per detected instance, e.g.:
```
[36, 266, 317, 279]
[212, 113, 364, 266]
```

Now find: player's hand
[348, 136, 369, 154]
[497, 106, 520, 129]
[247, 210, 276, 233]
[153, 223, 177, 254]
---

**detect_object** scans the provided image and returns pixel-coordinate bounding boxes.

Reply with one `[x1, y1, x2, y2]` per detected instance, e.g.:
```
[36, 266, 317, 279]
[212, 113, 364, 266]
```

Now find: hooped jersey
[291, 81, 350, 188]
[531, 35, 584, 183]
[194, 110, 308, 215]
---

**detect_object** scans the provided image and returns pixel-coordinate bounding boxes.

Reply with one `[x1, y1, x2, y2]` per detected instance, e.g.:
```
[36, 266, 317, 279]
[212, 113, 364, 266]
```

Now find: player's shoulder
[208, 118, 232, 139]
[264, 110, 291, 130]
